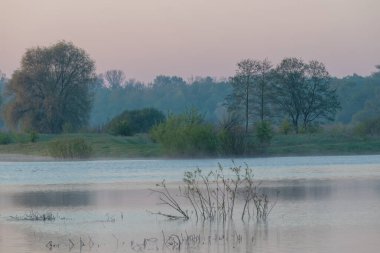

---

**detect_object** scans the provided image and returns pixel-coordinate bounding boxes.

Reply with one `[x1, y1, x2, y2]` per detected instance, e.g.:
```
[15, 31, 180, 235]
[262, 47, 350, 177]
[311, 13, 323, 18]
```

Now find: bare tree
[255, 59, 273, 122]
[226, 59, 258, 133]
[226, 59, 273, 133]
[104, 69, 126, 89]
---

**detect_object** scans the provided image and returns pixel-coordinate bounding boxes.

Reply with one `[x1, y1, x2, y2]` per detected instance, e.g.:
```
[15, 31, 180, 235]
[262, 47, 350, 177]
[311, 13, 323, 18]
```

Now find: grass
[267, 132, 380, 156]
[1, 131, 380, 159]
[0, 133, 162, 159]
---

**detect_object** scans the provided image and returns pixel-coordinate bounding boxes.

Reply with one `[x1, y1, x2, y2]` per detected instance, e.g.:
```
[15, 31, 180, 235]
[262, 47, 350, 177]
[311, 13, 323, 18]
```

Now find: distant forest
[91, 67, 380, 128]
[1, 66, 380, 130]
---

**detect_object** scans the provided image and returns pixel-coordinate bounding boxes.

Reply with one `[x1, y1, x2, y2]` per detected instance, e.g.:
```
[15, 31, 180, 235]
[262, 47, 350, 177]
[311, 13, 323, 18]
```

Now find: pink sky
[1, 0, 379, 82]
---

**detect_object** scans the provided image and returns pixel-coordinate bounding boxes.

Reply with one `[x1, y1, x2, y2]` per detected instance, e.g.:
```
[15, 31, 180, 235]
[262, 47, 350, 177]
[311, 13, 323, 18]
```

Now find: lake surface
[1, 155, 380, 253]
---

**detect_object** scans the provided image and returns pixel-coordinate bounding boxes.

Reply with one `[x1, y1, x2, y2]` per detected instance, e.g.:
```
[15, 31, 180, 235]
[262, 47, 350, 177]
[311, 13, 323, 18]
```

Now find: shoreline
[1, 152, 380, 163]
[0, 153, 54, 162]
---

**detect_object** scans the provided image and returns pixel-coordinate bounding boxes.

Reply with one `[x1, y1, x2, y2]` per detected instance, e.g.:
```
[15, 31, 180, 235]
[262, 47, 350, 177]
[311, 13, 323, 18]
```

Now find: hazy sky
[1, 0, 379, 82]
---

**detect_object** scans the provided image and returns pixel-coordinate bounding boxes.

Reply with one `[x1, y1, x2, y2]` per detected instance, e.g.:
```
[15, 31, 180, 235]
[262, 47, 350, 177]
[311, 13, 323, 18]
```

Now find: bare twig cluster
[151, 163, 275, 222]
[150, 180, 190, 220]
[9, 210, 56, 221]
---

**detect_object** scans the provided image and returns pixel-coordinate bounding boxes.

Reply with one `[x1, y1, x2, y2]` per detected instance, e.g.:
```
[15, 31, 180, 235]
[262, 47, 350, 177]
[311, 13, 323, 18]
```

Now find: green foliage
[300, 123, 323, 134]
[62, 123, 75, 133]
[273, 58, 340, 132]
[0, 132, 13, 144]
[3, 41, 96, 133]
[216, 115, 248, 155]
[29, 131, 39, 143]
[353, 118, 380, 137]
[48, 138, 93, 159]
[106, 108, 165, 136]
[255, 121, 273, 144]
[217, 128, 247, 155]
[151, 109, 217, 156]
[333, 73, 378, 124]
[279, 119, 292, 135]
[90, 76, 231, 127]
[226, 59, 273, 133]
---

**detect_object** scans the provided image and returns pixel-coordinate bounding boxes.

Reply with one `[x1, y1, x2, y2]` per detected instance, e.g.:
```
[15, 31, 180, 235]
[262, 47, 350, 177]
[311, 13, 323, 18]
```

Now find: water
[2, 155, 380, 185]
[1, 155, 380, 253]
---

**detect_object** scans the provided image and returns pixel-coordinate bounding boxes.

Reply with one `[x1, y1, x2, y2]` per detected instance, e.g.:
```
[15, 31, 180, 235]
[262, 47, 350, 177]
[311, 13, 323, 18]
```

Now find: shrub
[107, 108, 165, 136]
[255, 121, 273, 144]
[29, 131, 39, 143]
[354, 117, 380, 136]
[279, 119, 292, 135]
[48, 138, 93, 159]
[150, 109, 217, 156]
[217, 128, 247, 155]
[0, 132, 12, 144]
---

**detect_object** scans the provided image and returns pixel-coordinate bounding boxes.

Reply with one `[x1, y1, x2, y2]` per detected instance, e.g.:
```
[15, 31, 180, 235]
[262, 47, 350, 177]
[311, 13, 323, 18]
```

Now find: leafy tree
[3, 41, 96, 133]
[351, 66, 380, 122]
[273, 58, 340, 132]
[301, 60, 340, 129]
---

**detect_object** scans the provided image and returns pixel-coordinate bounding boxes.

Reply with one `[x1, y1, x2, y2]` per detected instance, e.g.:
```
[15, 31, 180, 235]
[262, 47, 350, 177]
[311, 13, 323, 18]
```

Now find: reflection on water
[1, 178, 380, 252]
[11, 190, 95, 207]
[2, 157, 380, 253]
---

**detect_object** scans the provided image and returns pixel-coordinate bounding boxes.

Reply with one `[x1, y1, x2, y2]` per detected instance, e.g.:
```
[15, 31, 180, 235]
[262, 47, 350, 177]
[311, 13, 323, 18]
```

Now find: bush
[255, 121, 273, 144]
[279, 119, 292, 135]
[29, 131, 39, 143]
[107, 108, 165, 136]
[0, 132, 12, 144]
[48, 138, 93, 159]
[216, 114, 248, 155]
[354, 118, 380, 136]
[151, 109, 217, 156]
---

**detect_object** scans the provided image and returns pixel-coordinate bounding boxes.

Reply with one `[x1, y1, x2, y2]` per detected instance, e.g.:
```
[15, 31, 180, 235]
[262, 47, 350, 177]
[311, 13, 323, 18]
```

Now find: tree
[254, 59, 273, 122]
[226, 59, 258, 133]
[4, 41, 96, 133]
[226, 59, 273, 133]
[0, 71, 6, 129]
[351, 65, 380, 122]
[104, 69, 126, 89]
[273, 58, 340, 132]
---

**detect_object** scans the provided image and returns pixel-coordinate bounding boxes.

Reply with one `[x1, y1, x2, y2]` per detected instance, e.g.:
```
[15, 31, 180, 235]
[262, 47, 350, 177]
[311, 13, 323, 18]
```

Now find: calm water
[1, 155, 380, 253]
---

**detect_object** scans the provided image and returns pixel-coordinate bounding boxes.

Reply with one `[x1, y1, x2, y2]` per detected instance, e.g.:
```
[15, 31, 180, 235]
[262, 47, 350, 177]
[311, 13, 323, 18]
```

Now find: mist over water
[1, 156, 380, 253]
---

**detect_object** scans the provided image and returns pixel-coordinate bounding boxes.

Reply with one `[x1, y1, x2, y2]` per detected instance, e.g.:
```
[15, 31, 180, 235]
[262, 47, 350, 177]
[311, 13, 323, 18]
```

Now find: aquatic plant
[150, 163, 275, 222]
[9, 210, 56, 221]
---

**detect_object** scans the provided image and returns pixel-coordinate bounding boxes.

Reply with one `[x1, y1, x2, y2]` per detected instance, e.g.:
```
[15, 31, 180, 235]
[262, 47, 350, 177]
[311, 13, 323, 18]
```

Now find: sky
[1, 0, 379, 82]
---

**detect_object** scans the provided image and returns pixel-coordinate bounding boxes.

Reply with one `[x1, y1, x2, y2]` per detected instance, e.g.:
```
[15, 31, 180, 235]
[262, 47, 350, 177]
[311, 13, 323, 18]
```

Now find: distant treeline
[2, 67, 380, 129]
[0, 41, 379, 132]
[90, 75, 231, 127]
[89, 67, 380, 128]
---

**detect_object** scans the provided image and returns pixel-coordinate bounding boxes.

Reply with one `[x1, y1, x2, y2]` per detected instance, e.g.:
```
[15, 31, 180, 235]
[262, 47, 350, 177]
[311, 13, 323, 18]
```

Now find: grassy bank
[0, 133, 162, 159]
[267, 133, 380, 156]
[0, 132, 380, 159]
